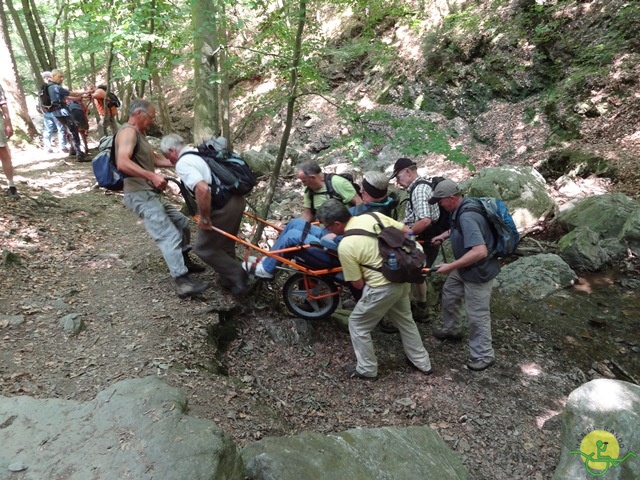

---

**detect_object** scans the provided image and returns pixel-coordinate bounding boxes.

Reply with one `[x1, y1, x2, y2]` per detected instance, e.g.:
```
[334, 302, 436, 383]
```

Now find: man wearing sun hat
[390, 157, 442, 322]
[428, 179, 499, 371]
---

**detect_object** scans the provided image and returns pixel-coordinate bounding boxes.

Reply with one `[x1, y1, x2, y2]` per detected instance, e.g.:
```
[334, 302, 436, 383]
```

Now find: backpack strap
[307, 173, 339, 215]
[406, 178, 430, 214]
[341, 213, 386, 273]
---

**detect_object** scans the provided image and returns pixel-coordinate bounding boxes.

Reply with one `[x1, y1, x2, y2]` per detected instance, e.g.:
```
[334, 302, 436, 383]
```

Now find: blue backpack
[456, 197, 519, 258]
[92, 133, 138, 191]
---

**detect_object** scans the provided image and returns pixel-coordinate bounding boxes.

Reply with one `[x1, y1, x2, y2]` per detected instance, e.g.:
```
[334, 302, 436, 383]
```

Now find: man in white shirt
[160, 133, 248, 297]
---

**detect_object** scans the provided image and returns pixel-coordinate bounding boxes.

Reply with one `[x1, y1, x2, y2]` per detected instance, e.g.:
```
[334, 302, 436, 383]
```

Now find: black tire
[282, 272, 339, 321]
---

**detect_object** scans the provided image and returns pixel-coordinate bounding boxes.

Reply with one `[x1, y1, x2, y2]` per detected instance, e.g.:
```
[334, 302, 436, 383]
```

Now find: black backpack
[406, 176, 451, 241]
[97, 86, 121, 108]
[181, 139, 257, 209]
[38, 84, 63, 113]
[343, 212, 426, 284]
[308, 173, 362, 214]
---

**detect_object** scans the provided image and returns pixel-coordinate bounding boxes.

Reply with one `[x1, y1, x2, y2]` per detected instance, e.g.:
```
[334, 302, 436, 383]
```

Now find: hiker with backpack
[244, 171, 394, 280]
[428, 179, 499, 372]
[390, 157, 445, 322]
[40, 71, 68, 154]
[47, 70, 88, 162]
[297, 159, 362, 222]
[115, 100, 208, 298]
[160, 133, 249, 298]
[86, 83, 119, 135]
[316, 199, 433, 381]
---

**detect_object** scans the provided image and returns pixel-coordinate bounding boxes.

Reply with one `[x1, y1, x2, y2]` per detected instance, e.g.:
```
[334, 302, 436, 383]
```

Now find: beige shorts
[0, 113, 6, 147]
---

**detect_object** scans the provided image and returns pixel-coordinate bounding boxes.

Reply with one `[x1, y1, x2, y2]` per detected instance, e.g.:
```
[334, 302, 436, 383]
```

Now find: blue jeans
[43, 113, 67, 149]
[262, 218, 337, 274]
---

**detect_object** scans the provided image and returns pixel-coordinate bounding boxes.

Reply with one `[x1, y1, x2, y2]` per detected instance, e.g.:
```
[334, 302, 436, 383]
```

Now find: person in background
[0, 83, 18, 199]
[41, 71, 68, 153]
[297, 159, 362, 222]
[317, 199, 433, 381]
[429, 179, 499, 372]
[48, 69, 86, 161]
[115, 100, 208, 298]
[86, 83, 119, 135]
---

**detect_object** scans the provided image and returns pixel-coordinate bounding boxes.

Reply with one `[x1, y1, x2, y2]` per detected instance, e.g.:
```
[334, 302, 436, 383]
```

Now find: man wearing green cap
[429, 179, 499, 371]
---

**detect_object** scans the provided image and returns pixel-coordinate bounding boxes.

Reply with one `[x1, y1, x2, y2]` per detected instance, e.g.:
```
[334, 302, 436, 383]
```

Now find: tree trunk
[5, 0, 41, 89]
[20, 0, 49, 69]
[152, 72, 172, 134]
[63, 8, 71, 89]
[102, 45, 115, 137]
[0, 0, 38, 138]
[253, 0, 307, 243]
[219, 2, 231, 148]
[29, 0, 54, 67]
[139, 0, 156, 98]
[192, 0, 219, 143]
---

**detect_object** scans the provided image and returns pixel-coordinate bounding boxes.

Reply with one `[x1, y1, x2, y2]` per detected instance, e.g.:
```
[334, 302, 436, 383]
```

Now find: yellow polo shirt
[338, 213, 407, 288]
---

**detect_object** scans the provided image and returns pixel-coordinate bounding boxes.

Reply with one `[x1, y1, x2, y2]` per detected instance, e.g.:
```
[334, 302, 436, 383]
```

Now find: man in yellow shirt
[316, 199, 433, 381]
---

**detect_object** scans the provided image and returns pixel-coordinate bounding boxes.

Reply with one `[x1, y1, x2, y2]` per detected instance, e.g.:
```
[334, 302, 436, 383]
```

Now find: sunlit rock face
[553, 379, 640, 480]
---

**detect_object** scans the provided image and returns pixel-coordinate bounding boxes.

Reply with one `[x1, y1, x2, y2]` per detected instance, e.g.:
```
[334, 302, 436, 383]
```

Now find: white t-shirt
[175, 147, 212, 191]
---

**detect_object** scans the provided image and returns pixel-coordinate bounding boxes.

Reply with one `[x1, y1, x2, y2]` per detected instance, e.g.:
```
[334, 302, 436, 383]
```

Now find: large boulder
[555, 194, 640, 271]
[462, 166, 555, 229]
[0, 377, 244, 480]
[241, 426, 468, 480]
[493, 253, 577, 300]
[553, 379, 640, 480]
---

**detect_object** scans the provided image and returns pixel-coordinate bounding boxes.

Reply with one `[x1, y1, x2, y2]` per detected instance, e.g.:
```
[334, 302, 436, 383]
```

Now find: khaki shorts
[0, 113, 6, 147]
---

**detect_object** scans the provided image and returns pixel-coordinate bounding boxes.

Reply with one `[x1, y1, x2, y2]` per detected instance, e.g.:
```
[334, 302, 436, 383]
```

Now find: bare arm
[115, 127, 167, 190]
[410, 217, 433, 235]
[194, 180, 213, 231]
[436, 243, 488, 275]
[350, 195, 363, 207]
[300, 208, 315, 222]
[349, 279, 365, 291]
[1, 104, 13, 137]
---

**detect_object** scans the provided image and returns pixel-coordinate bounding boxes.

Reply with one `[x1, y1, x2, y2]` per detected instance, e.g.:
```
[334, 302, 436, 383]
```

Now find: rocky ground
[1, 144, 638, 479]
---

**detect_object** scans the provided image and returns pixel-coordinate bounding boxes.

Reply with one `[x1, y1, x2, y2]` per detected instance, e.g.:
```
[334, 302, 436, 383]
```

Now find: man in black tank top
[115, 99, 208, 298]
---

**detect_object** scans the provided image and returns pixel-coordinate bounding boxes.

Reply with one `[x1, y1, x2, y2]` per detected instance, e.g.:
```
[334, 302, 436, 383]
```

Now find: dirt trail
[0, 146, 635, 480]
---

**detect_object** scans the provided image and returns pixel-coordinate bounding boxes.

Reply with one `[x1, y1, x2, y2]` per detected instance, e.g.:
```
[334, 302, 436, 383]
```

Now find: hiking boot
[379, 318, 399, 334]
[7, 186, 19, 199]
[412, 302, 430, 323]
[77, 153, 90, 163]
[175, 274, 209, 297]
[68, 149, 77, 157]
[433, 329, 463, 341]
[344, 365, 377, 382]
[466, 358, 495, 371]
[183, 253, 206, 273]
[406, 359, 434, 376]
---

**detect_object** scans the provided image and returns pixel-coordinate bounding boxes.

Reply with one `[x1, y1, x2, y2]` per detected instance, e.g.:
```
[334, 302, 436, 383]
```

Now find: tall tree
[192, 0, 220, 143]
[0, 0, 37, 138]
[253, 0, 307, 243]
[5, 0, 41, 87]
[20, 0, 50, 69]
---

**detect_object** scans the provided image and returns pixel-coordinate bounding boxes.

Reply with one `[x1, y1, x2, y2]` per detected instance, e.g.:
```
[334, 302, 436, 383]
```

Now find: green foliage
[332, 106, 471, 168]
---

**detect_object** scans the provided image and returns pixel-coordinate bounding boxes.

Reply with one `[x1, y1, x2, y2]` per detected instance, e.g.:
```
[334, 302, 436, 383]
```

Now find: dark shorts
[70, 108, 89, 130]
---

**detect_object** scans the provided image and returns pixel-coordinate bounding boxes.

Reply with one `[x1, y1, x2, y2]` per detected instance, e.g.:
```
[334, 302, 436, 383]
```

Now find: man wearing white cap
[429, 179, 499, 371]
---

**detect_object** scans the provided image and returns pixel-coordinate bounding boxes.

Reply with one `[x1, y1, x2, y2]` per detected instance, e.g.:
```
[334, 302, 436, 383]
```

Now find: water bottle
[407, 230, 416, 243]
[387, 253, 399, 270]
